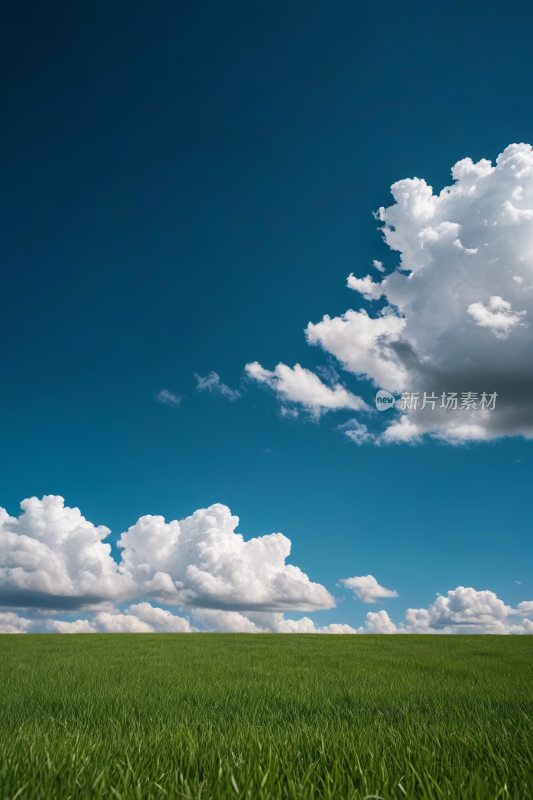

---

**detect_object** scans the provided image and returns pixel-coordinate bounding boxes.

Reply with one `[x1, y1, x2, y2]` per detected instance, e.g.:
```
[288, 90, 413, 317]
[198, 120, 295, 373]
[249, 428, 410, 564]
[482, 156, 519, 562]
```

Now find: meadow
[0, 633, 532, 800]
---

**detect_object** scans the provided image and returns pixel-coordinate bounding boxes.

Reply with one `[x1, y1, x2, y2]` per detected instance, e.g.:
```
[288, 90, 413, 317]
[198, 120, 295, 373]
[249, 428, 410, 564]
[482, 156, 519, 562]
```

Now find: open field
[0, 634, 532, 799]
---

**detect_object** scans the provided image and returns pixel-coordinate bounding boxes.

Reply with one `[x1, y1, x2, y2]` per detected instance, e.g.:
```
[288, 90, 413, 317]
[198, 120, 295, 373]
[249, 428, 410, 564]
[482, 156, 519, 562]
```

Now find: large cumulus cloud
[314, 143, 533, 442]
[0, 495, 335, 630]
[117, 501, 335, 612]
[248, 143, 533, 443]
[0, 496, 136, 609]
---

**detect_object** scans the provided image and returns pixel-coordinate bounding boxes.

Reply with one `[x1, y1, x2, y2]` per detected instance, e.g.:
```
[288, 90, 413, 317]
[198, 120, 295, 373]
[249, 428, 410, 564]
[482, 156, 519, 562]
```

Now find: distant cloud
[265, 615, 357, 634]
[364, 586, 533, 635]
[340, 574, 398, 603]
[0, 496, 531, 635]
[362, 609, 398, 633]
[155, 389, 181, 407]
[508, 618, 533, 634]
[245, 361, 367, 418]
[0, 604, 195, 634]
[195, 371, 241, 401]
[403, 586, 512, 633]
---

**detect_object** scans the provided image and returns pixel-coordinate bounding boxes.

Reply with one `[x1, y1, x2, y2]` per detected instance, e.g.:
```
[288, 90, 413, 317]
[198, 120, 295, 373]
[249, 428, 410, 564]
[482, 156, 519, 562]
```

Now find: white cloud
[0, 496, 335, 619]
[0, 613, 97, 635]
[361, 609, 398, 634]
[509, 618, 533, 635]
[346, 273, 385, 300]
[516, 600, 533, 616]
[0, 495, 136, 605]
[51, 619, 97, 633]
[500, 200, 533, 224]
[373, 260, 385, 272]
[274, 616, 357, 634]
[126, 602, 194, 632]
[195, 371, 241, 401]
[280, 405, 299, 419]
[0, 603, 194, 634]
[155, 389, 181, 407]
[245, 361, 367, 418]
[319, 622, 358, 634]
[306, 309, 408, 391]
[37, 613, 153, 634]
[191, 608, 264, 633]
[247, 611, 357, 633]
[340, 574, 398, 603]
[315, 362, 341, 385]
[403, 587, 512, 633]
[353, 586, 533, 635]
[467, 296, 527, 339]
[0, 606, 360, 635]
[336, 419, 374, 444]
[0, 611, 30, 634]
[252, 142, 533, 443]
[118, 502, 337, 613]
[91, 611, 155, 633]
[381, 415, 423, 443]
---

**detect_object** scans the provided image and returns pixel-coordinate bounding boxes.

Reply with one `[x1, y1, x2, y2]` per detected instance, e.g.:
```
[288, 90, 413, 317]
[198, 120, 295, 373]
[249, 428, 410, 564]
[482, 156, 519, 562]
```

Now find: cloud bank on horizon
[246, 143, 533, 444]
[0, 495, 531, 634]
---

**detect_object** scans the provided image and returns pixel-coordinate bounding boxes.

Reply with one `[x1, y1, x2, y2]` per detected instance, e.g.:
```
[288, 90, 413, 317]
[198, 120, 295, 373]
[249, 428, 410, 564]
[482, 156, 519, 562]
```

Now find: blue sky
[1, 0, 532, 634]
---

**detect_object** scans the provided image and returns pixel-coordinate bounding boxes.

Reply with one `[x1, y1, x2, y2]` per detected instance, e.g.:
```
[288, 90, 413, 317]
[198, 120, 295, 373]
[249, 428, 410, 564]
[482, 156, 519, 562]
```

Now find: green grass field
[0, 634, 532, 799]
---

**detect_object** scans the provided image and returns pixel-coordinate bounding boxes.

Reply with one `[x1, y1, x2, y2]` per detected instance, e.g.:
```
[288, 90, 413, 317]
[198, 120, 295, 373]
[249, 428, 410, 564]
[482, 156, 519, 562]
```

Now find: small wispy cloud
[337, 419, 374, 445]
[340, 574, 398, 603]
[245, 362, 366, 418]
[155, 389, 181, 407]
[316, 362, 341, 386]
[195, 371, 241, 401]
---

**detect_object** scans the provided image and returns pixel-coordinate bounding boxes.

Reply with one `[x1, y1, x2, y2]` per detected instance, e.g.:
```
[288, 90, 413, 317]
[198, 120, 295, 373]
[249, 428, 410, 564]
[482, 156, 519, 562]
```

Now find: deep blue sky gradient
[1, 0, 532, 628]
